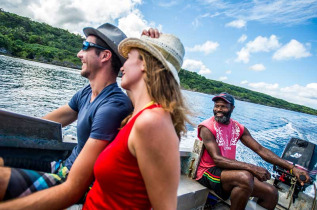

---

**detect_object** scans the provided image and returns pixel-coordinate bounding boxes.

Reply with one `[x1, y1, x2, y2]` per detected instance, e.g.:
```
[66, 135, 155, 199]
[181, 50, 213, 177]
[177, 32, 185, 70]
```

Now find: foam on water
[180, 128, 197, 150]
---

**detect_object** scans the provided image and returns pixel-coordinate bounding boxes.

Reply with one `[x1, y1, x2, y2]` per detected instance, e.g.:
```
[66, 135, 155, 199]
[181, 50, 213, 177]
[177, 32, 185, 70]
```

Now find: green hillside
[0, 9, 316, 115]
[0, 9, 83, 68]
[179, 69, 317, 115]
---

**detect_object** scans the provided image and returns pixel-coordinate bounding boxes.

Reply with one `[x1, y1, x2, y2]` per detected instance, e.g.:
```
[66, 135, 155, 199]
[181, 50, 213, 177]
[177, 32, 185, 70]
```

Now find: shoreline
[1, 53, 316, 116]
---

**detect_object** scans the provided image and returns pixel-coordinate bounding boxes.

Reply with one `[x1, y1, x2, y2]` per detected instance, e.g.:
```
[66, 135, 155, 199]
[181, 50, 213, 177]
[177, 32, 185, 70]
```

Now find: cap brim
[212, 96, 231, 104]
[83, 27, 126, 66]
[118, 37, 180, 84]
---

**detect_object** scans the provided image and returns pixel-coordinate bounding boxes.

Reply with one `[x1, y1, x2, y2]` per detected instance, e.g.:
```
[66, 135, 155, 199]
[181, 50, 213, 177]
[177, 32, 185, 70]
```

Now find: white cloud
[198, 0, 317, 25]
[219, 76, 228, 81]
[118, 10, 161, 38]
[249, 64, 266, 71]
[238, 34, 247, 43]
[183, 59, 212, 74]
[192, 12, 221, 28]
[235, 35, 280, 63]
[278, 83, 317, 109]
[281, 83, 317, 99]
[226, 19, 246, 28]
[187, 41, 219, 55]
[157, 0, 178, 7]
[307, 83, 317, 89]
[2, 0, 144, 35]
[241, 80, 248, 84]
[248, 82, 279, 90]
[273, 39, 312, 60]
[246, 35, 280, 53]
[235, 47, 250, 63]
[225, 70, 232, 74]
[242, 81, 317, 109]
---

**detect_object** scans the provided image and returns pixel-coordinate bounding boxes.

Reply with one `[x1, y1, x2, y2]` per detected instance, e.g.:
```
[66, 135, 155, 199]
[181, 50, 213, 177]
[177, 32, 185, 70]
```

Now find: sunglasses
[82, 40, 108, 51]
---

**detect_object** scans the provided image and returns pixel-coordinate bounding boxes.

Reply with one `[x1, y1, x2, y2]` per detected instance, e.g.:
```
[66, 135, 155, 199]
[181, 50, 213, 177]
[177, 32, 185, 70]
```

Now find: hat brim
[118, 37, 180, 84]
[83, 27, 126, 66]
[212, 96, 232, 104]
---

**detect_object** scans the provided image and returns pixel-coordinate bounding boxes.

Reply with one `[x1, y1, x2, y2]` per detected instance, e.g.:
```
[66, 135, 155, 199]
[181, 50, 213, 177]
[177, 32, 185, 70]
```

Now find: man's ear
[231, 105, 235, 111]
[100, 50, 112, 62]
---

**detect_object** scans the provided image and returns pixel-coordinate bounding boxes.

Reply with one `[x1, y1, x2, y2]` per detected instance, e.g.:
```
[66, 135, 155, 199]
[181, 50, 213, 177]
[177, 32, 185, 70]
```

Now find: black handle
[299, 174, 306, 181]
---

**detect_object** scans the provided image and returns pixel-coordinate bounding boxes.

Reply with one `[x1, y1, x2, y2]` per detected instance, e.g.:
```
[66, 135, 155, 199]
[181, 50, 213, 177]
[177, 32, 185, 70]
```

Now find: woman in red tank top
[83, 34, 191, 209]
[0, 33, 190, 209]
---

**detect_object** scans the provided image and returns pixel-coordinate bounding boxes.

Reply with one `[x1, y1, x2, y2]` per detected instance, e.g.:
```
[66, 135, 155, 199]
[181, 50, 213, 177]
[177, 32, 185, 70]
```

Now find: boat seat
[208, 189, 266, 210]
[0, 110, 76, 172]
[177, 175, 209, 210]
[67, 175, 209, 210]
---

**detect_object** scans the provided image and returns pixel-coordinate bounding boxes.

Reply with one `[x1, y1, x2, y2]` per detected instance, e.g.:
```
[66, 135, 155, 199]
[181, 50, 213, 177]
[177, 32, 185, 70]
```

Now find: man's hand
[250, 165, 271, 182]
[142, 28, 160, 38]
[292, 167, 311, 186]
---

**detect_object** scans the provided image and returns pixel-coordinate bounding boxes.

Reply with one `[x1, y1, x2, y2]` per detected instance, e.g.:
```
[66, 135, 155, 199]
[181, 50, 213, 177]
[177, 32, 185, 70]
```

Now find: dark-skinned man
[196, 92, 310, 210]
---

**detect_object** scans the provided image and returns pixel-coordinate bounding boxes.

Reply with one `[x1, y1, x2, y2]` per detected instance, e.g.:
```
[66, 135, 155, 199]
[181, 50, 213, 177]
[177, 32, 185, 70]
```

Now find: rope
[312, 183, 316, 210]
[286, 177, 297, 210]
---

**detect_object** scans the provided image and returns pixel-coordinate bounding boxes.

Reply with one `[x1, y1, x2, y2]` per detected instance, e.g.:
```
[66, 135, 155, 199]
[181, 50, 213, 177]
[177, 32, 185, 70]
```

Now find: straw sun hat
[118, 34, 185, 84]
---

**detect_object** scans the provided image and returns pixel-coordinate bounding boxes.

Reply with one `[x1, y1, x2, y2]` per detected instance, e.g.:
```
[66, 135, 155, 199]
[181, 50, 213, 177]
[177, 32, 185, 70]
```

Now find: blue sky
[2, 0, 317, 109]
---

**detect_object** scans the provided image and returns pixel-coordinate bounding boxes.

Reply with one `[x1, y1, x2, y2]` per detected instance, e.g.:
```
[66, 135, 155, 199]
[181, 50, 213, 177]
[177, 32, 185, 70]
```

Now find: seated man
[0, 23, 159, 201]
[196, 92, 310, 210]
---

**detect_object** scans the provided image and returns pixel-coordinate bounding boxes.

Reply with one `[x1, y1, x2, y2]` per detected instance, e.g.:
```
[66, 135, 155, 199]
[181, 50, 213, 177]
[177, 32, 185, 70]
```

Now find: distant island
[0, 9, 316, 116]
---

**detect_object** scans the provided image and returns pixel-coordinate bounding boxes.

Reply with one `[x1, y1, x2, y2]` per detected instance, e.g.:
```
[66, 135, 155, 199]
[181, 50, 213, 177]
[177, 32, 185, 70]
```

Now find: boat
[0, 109, 76, 172]
[0, 109, 316, 209]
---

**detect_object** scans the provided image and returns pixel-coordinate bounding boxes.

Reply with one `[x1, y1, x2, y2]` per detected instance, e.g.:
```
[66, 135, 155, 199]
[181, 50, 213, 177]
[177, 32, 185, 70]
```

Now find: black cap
[212, 92, 235, 105]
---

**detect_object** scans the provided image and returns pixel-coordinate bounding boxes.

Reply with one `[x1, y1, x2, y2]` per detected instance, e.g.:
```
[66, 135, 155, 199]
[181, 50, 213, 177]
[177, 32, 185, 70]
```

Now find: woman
[0, 34, 189, 209]
[84, 34, 190, 209]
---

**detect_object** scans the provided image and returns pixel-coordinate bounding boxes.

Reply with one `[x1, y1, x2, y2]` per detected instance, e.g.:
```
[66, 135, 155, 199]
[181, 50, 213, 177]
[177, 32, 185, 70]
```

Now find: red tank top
[83, 104, 160, 210]
[196, 116, 244, 180]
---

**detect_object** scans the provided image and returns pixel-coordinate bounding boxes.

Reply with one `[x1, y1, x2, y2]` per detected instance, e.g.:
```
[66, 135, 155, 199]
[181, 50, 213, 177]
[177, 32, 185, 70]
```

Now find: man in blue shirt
[0, 23, 159, 201]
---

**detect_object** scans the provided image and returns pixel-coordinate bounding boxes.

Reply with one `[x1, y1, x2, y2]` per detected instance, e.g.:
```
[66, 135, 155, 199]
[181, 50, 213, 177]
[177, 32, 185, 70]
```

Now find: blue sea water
[1, 55, 317, 195]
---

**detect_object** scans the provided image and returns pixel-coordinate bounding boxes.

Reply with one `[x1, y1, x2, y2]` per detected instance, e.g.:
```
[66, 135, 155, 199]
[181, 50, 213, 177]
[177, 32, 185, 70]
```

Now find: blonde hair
[122, 48, 191, 139]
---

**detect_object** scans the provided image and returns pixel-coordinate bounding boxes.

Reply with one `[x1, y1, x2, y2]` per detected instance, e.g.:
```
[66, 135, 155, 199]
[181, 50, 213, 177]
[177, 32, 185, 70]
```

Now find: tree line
[0, 9, 316, 116]
[0, 9, 83, 68]
[179, 69, 317, 115]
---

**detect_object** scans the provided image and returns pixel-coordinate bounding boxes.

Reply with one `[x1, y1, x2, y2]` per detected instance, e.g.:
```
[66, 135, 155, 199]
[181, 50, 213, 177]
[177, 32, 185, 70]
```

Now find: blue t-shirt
[65, 82, 133, 169]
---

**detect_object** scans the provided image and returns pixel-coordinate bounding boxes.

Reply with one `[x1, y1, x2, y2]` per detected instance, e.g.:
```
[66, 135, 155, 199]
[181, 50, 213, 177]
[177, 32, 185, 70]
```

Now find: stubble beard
[214, 110, 232, 124]
[81, 70, 89, 78]
[80, 66, 90, 78]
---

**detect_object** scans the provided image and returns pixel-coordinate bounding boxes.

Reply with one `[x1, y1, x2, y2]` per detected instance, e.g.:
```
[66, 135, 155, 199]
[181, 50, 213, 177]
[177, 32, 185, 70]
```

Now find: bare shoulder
[133, 107, 178, 147]
[199, 126, 213, 140]
[135, 107, 172, 130]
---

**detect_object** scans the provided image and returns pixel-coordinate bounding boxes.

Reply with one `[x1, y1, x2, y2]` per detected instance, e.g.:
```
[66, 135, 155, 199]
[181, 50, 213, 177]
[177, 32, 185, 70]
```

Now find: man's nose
[215, 107, 223, 112]
[77, 50, 83, 58]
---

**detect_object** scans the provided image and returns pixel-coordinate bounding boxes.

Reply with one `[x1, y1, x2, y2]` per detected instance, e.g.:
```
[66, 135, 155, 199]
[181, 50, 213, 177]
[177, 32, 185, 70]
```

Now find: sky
[1, 0, 317, 109]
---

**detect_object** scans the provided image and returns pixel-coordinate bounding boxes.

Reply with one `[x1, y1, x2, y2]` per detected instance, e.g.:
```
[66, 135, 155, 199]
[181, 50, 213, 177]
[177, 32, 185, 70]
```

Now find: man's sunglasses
[82, 40, 108, 51]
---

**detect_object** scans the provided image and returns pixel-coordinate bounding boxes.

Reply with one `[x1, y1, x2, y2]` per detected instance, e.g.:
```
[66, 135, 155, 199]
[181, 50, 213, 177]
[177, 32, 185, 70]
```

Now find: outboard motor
[273, 138, 317, 199]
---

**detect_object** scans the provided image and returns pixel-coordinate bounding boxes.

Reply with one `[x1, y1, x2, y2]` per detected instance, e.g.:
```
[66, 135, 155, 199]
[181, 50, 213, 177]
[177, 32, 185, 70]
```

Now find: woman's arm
[0, 138, 109, 210]
[129, 108, 180, 210]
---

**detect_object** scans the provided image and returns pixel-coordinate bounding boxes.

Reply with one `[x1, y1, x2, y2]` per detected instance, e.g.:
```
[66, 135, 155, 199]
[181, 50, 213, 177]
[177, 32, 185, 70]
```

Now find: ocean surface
[1, 55, 317, 195]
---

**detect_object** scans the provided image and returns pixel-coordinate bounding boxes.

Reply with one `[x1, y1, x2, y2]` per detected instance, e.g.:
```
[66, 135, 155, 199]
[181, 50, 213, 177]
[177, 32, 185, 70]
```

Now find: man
[196, 92, 310, 210]
[0, 23, 159, 201]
